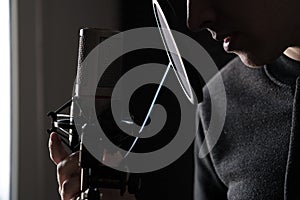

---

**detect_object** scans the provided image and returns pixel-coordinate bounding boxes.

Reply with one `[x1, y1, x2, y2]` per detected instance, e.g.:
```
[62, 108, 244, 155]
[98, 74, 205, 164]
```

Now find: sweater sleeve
[194, 105, 228, 200]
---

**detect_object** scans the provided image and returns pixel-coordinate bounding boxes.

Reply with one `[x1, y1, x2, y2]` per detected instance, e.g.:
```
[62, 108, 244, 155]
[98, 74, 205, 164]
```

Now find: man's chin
[238, 54, 264, 68]
[234, 51, 278, 68]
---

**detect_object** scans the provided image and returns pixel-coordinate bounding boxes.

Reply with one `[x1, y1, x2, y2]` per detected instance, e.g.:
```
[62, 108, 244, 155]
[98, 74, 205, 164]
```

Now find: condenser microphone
[47, 28, 139, 200]
[72, 28, 120, 119]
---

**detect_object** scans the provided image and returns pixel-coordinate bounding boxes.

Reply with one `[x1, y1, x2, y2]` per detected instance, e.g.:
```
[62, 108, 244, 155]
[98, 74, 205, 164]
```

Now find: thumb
[48, 132, 69, 165]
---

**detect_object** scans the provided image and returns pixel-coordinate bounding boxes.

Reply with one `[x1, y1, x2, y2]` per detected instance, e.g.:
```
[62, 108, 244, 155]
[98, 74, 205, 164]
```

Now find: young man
[188, 0, 300, 199]
[49, 0, 300, 199]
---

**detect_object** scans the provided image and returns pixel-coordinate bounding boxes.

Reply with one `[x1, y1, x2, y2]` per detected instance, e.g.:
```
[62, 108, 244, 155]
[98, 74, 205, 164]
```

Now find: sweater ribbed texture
[195, 56, 300, 200]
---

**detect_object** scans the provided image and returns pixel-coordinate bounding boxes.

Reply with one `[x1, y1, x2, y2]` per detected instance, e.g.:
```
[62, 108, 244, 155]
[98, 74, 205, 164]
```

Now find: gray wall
[13, 0, 121, 199]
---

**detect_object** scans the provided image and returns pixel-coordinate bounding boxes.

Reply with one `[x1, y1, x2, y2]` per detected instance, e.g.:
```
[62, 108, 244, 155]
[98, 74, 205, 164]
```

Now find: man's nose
[187, 0, 216, 31]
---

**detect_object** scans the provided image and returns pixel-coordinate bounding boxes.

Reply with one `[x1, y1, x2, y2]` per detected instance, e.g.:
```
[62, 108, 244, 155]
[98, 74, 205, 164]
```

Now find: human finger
[49, 132, 69, 165]
[60, 174, 81, 200]
[57, 152, 80, 190]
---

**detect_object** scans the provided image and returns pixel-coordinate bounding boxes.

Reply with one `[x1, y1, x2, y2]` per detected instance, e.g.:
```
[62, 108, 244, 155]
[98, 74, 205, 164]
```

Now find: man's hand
[49, 132, 81, 200]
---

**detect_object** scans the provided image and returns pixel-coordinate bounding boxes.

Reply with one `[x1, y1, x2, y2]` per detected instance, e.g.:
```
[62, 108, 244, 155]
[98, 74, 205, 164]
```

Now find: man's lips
[210, 31, 239, 51]
[223, 36, 232, 43]
[223, 36, 232, 51]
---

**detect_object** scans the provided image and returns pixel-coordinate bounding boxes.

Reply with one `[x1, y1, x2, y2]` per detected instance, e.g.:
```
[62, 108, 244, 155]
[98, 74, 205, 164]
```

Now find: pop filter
[153, 0, 194, 104]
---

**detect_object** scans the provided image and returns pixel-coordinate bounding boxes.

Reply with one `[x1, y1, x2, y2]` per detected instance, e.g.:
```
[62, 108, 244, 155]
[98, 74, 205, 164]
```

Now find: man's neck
[284, 47, 300, 62]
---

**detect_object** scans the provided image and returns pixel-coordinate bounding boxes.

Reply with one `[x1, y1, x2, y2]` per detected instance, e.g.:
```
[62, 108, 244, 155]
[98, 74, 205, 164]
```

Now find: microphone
[48, 28, 139, 200]
[71, 28, 120, 150]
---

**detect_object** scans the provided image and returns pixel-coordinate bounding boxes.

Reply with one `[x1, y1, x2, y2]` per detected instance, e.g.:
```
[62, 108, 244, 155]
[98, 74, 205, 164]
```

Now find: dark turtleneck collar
[266, 54, 300, 199]
[267, 54, 300, 86]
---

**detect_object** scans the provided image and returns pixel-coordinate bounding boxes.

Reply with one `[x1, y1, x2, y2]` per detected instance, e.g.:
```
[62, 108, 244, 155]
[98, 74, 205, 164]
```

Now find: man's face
[187, 0, 298, 66]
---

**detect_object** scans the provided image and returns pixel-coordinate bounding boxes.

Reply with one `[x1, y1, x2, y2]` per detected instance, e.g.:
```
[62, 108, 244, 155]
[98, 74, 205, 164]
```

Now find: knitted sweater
[195, 55, 300, 200]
